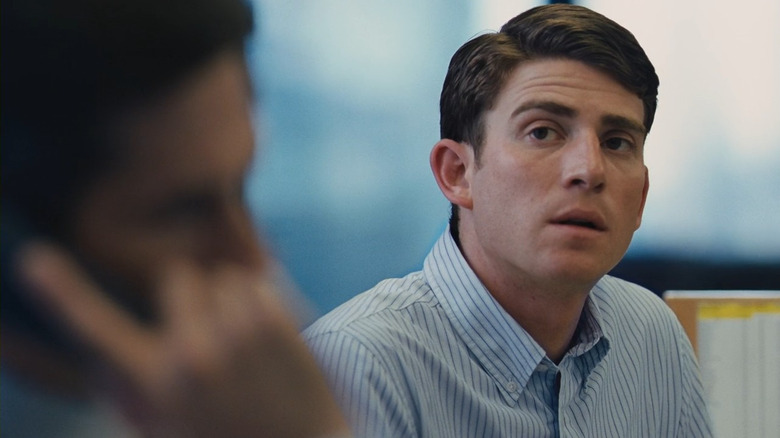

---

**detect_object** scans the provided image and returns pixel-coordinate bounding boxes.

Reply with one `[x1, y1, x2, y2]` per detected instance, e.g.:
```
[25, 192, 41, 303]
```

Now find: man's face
[70, 50, 263, 310]
[459, 58, 649, 291]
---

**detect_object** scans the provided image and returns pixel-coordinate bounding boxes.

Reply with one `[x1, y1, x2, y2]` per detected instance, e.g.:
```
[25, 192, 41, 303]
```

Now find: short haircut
[439, 4, 659, 239]
[2, 0, 254, 239]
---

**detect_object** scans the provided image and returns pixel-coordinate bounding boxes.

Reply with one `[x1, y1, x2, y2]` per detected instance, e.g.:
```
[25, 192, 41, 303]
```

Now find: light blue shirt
[304, 229, 713, 437]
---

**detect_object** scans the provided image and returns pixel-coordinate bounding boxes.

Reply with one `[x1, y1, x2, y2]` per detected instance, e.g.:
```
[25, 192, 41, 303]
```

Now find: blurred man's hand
[19, 243, 349, 438]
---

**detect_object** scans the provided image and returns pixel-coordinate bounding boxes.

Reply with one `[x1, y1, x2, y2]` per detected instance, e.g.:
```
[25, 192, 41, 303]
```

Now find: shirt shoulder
[593, 275, 678, 326]
[595, 277, 713, 437]
[591, 275, 692, 358]
[302, 271, 454, 438]
[303, 270, 439, 345]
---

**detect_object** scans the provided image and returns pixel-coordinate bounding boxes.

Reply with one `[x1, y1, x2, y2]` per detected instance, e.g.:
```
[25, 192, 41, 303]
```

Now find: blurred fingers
[18, 242, 159, 382]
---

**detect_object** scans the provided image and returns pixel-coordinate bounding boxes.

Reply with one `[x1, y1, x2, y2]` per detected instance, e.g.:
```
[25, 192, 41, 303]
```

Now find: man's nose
[561, 134, 606, 192]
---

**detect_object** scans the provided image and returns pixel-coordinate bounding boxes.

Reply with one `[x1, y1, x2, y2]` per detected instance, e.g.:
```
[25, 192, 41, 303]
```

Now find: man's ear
[635, 166, 650, 229]
[429, 139, 474, 210]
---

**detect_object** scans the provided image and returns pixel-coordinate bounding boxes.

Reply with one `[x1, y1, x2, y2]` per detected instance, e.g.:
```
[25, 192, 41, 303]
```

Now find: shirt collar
[565, 293, 605, 356]
[423, 228, 610, 401]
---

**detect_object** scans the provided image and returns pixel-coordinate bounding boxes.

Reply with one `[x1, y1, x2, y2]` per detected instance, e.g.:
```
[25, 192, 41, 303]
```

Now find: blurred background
[245, 0, 780, 319]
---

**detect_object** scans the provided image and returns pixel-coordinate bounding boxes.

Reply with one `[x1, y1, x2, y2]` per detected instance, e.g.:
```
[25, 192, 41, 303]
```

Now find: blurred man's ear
[429, 139, 474, 211]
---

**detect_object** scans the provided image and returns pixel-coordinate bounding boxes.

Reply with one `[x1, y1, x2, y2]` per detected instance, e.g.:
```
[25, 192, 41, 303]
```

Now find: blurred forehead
[103, 50, 255, 194]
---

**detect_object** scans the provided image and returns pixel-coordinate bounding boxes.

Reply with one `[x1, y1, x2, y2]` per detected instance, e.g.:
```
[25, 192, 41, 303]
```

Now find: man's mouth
[551, 211, 607, 231]
[558, 218, 599, 230]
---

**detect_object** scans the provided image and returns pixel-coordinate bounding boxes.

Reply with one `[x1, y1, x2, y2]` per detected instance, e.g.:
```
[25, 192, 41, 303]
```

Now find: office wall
[246, 0, 779, 317]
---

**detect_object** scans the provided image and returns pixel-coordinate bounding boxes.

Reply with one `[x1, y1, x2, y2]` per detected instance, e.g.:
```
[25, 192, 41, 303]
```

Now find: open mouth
[558, 219, 599, 230]
[551, 211, 607, 231]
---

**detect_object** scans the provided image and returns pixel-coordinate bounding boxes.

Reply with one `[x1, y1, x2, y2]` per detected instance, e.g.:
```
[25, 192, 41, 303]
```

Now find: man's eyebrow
[511, 100, 647, 136]
[511, 100, 577, 119]
[602, 114, 646, 136]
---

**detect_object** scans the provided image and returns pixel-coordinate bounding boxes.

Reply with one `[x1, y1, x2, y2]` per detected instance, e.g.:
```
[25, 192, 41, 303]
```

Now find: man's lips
[550, 210, 607, 231]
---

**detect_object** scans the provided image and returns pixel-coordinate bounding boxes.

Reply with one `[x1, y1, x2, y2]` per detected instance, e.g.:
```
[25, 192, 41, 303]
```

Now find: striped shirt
[304, 230, 713, 437]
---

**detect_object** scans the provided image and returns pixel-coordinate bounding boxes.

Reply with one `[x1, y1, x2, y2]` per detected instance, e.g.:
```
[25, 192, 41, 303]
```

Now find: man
[1, 0, 348, 437]
[304, 4, 712, 437]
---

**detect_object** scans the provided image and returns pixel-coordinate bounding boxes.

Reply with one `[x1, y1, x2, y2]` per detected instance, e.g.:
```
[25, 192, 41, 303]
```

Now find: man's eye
[530, 127, 553, 140]
[604, 137, 633, 151]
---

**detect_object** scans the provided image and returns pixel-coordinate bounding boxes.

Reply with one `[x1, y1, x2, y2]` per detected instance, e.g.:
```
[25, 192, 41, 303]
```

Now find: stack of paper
[664, 290, 780, 438]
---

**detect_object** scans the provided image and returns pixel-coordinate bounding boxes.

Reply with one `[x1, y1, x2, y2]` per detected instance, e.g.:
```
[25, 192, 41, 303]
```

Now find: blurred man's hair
[2, 0, 254, 238]
[1, 0, 254, 351]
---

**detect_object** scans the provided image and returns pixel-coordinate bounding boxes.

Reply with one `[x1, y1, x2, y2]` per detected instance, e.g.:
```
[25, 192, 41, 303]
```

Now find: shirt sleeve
[675, 327, 714, 438]
[305, 330, 419, 438]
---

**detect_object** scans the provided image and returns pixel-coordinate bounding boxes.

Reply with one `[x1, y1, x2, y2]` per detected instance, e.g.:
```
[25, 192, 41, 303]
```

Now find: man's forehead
[495, 59, 645, 127]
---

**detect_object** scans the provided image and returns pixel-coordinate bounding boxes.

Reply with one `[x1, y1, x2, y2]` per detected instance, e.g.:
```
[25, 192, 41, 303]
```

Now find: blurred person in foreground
[304, 4, 713, 437]
[1, 0, 349, 437]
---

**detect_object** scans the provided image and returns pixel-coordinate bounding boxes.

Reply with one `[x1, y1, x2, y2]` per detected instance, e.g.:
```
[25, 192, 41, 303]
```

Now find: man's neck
[487, 274, 591, 363]
[503, 287, 588, 363]
[453, 226, 598, 363]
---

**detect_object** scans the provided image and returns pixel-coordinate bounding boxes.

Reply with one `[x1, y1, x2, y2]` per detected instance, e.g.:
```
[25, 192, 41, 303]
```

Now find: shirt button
[507, 381, 518, 392]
